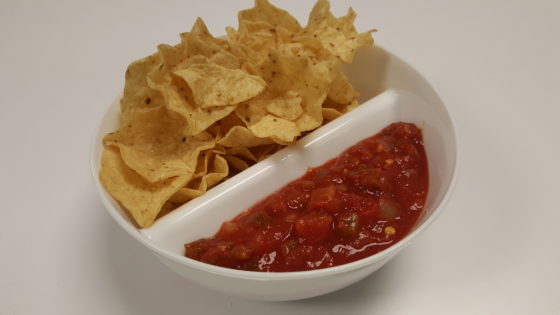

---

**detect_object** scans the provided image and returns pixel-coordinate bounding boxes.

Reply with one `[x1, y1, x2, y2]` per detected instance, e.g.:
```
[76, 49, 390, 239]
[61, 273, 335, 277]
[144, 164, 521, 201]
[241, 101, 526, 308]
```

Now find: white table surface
[1, 0, 559, 314]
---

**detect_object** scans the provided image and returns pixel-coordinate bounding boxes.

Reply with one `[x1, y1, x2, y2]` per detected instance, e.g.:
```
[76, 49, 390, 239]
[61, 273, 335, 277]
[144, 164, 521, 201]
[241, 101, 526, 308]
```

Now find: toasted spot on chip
[100, 147, 189, 228]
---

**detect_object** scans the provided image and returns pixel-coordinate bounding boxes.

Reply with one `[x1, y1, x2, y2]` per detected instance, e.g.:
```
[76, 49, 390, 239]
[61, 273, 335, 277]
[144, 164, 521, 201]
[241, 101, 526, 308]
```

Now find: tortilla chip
[265, 90, 303, 120]
[299, 0, 373, 63]
[250, 143, 281, 161]
[103, 106, 215, 182]
[322, 107, 342, 121]
[148, 65, 236, 136]
[226, 147, 257, 162]
[189, 17, 230, 50]
[120, 53, 165, 127]
[328, 73, 357, 105]
[218, 125, 273, 147]
[100, 147, 189, 228]
[225, 154, 250, 172]
[249, 114, 300, 144]
[179, 32, 240, 70]
[227, 0, 302, 68]
[239, 0, 302, 33]
[170, 154, 228, 203]
[173, 62, 266, 107]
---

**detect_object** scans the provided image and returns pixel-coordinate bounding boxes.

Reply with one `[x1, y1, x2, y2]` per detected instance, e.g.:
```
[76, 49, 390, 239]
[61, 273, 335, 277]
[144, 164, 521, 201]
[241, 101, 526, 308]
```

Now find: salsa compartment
[184, 122, 428, 272]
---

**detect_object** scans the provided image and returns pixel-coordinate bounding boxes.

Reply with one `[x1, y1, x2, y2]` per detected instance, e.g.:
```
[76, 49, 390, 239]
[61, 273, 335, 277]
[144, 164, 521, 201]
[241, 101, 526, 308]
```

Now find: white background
[1, 0, 559, 314]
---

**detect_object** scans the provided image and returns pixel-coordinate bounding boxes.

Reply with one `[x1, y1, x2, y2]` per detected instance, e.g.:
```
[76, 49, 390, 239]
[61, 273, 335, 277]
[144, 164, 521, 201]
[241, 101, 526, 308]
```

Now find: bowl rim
[90, 45, 460, 280]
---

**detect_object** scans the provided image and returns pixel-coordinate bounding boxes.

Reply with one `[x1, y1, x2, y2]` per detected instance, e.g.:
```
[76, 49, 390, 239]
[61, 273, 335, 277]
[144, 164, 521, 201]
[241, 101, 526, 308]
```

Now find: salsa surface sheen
[184, 122, 429, 272]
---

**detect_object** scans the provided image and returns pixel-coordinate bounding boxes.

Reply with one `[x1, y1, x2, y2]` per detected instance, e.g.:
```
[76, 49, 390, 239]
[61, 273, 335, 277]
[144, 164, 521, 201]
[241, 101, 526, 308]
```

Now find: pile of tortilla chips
[100, 0, 374, 228]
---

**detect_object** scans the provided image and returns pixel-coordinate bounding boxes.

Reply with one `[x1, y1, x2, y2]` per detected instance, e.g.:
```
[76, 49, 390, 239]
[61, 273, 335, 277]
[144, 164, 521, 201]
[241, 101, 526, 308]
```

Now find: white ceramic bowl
[91, 45, 458, 301]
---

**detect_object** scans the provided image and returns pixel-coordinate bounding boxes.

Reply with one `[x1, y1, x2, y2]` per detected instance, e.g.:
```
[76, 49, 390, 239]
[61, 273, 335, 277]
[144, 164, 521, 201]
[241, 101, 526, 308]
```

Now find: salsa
[184, 122, 429, 272]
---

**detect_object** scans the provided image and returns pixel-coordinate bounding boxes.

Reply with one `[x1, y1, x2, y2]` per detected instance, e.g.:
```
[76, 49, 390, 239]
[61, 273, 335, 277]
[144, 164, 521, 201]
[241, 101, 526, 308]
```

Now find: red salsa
[184, 122, 429, 272]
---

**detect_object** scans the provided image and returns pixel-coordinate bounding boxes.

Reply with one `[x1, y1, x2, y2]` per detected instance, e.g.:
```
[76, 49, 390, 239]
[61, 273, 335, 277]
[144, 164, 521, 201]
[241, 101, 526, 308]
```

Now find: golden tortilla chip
[173, 62, 266, 108]
[299, 0, 373, 63]
[322, 108, 342, 121]
[103, 106, 215, 182]
[189, 18, 230, 50]
[249, 115, 300, 144]
[100, 147, 189, 228]
[265, 90, 303, 120]
[120, 53, 164, 127]
[235, 99, 300, 144]
[179, 31, 240, 70]
[191, 150, 213, 180]
[226, 147, 257, 162]
[215, 112, 244, 133]
[250, 143, 280, 161]
[218, 125, 273, 147]
[227, 0, 302, 68]
[204, 154, 229, 187]
[328, 73, 357, 105]
[148, 64, 236, 136]
[266, 51, 339, 132]
[225, 154, 250, 172]
[227, 21, 276, 58]
[238, 0, 302, 33]
[170, 154, 228, 204]
[322, 97, 359, 122]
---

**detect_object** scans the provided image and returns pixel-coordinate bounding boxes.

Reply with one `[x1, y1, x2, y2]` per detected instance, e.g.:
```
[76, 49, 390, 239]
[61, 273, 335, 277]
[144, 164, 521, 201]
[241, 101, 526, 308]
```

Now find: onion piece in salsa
[184, 122, 428, 272]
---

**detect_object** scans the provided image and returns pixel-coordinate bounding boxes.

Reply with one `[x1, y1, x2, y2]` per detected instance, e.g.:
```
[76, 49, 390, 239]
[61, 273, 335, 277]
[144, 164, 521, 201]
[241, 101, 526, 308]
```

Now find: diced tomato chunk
[379, 198, 399, 219]
[229, 244, 253, 261]
[293, 180, 315, 191]
[261, 195, 288, 213]
[340, 192, 379, 224]
[242, 211, 271, 227]
[218, 221, 239, 235]
[184, 241, 206, 260]
[307, 186, 342, 212]
[282, 242, 333, 270]
[295, 211, 333, 244]
[357, 168, 383, 189]
[253, 223, 291, 254]
[335, 212, 360, 238]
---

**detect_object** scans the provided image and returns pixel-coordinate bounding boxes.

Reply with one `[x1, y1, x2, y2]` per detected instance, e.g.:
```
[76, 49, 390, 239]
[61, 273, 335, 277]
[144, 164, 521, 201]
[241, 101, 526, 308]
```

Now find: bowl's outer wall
[155, 251, 397, 301]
